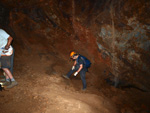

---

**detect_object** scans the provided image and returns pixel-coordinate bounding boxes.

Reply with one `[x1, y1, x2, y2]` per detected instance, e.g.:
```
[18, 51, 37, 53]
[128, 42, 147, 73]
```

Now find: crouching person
[63, 51, 91, 91]
[0, 29, 18, 88]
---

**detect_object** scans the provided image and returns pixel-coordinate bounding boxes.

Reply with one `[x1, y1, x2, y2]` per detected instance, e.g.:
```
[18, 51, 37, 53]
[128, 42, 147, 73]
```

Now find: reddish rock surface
[0, 0, 150, 113]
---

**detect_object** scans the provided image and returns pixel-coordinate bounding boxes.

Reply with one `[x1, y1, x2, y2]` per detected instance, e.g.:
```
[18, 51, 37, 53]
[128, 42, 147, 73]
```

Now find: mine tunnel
[0, 0, 150, 113]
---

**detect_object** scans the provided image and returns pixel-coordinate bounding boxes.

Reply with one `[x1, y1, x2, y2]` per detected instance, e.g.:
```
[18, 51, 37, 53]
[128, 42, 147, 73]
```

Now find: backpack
[80, 55, 91, 68]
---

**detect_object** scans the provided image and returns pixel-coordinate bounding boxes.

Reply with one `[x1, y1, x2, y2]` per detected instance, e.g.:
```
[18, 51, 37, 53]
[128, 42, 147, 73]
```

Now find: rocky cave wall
[0, 0, 150, 90]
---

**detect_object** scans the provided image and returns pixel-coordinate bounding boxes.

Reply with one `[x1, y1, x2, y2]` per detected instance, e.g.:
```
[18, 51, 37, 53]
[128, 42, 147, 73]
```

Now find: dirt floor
[0, 52, 150, 113]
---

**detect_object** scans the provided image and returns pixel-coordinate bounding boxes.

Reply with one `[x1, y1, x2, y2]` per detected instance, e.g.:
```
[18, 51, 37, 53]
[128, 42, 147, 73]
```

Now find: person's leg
[2, 68, 12, 86]
[66, 69, 76, 78]
[2, 68, 17, 88]
[0, 72, 9, 82]
[66, 65, 79, 78]
[3, 72, 10, 81]
[2, 68, 13, 79]
[79, 69, 87, 89]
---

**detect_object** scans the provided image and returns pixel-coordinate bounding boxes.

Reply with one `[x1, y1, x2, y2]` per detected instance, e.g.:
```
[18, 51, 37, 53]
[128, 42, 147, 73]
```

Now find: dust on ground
[0, 52, 150, 113]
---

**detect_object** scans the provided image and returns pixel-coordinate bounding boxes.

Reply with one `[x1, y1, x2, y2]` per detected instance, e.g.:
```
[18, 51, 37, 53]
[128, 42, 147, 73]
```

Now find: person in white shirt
[0, 29, 18, 88]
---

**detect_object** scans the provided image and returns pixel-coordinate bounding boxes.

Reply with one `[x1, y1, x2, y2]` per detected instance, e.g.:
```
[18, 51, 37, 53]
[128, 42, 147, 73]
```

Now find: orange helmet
[70, 51, 76, 57]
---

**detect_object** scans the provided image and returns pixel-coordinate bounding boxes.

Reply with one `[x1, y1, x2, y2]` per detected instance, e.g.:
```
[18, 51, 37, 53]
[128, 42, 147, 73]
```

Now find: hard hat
[70, 51, 76, 57]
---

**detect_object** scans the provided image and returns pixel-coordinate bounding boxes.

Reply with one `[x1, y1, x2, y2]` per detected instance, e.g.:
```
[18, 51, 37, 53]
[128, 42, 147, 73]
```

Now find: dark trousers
[10, 49, 14, 74]
[0, 49, 14, 74]
[67, 65, 87, 89]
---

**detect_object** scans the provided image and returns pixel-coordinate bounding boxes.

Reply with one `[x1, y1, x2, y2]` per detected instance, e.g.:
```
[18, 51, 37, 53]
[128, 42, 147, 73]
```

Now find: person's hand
[5, 45, 10, 50]
[2, 50, 8, 53]
[72, 66, 75, 70]
[74, 72, 78, 76]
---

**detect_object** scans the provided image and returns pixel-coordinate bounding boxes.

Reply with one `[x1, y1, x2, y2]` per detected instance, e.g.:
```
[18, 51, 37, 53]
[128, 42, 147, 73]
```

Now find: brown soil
[0, 52, 150, 113]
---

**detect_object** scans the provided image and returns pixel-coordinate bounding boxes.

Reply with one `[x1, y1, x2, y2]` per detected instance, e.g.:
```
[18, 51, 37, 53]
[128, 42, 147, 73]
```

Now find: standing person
[0, 29, 18, 88]
[63, 51, 91, 90]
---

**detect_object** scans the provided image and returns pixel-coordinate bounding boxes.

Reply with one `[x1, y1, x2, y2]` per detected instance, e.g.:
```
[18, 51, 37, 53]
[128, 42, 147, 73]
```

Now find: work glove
[72, 66, 75, 70]
[74, 72, 78, 76]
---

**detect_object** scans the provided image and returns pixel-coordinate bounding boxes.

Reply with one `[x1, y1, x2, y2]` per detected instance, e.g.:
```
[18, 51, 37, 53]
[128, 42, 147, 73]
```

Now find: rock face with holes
[0, 0, 150, 90]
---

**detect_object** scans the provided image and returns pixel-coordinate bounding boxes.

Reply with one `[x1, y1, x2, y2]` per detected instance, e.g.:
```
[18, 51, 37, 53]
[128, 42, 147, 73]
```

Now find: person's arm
[5, 36, 13, 50]
[76, 64, 83, 73]
[74, 64, 83, 76]
[1, 46, 13, 56]
[72, 61, 77, 70]
[73, 60, 77, 66]
[1, 49, 13, 56]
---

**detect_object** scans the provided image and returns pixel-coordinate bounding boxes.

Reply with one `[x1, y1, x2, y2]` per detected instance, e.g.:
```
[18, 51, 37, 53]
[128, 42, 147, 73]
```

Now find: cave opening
[0, 0, 150, 113]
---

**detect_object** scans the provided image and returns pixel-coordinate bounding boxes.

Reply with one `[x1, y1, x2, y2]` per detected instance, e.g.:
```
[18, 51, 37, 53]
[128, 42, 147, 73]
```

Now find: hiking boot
[0, 78, 6, 82]
[62, 75, 70, 79]
[3, 81, 11, 86]
[6, 81, 18, 89]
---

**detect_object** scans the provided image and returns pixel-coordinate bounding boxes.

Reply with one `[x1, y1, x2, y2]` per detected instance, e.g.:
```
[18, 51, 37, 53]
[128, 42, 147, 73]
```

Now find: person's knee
[2, 68, 10, 72]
